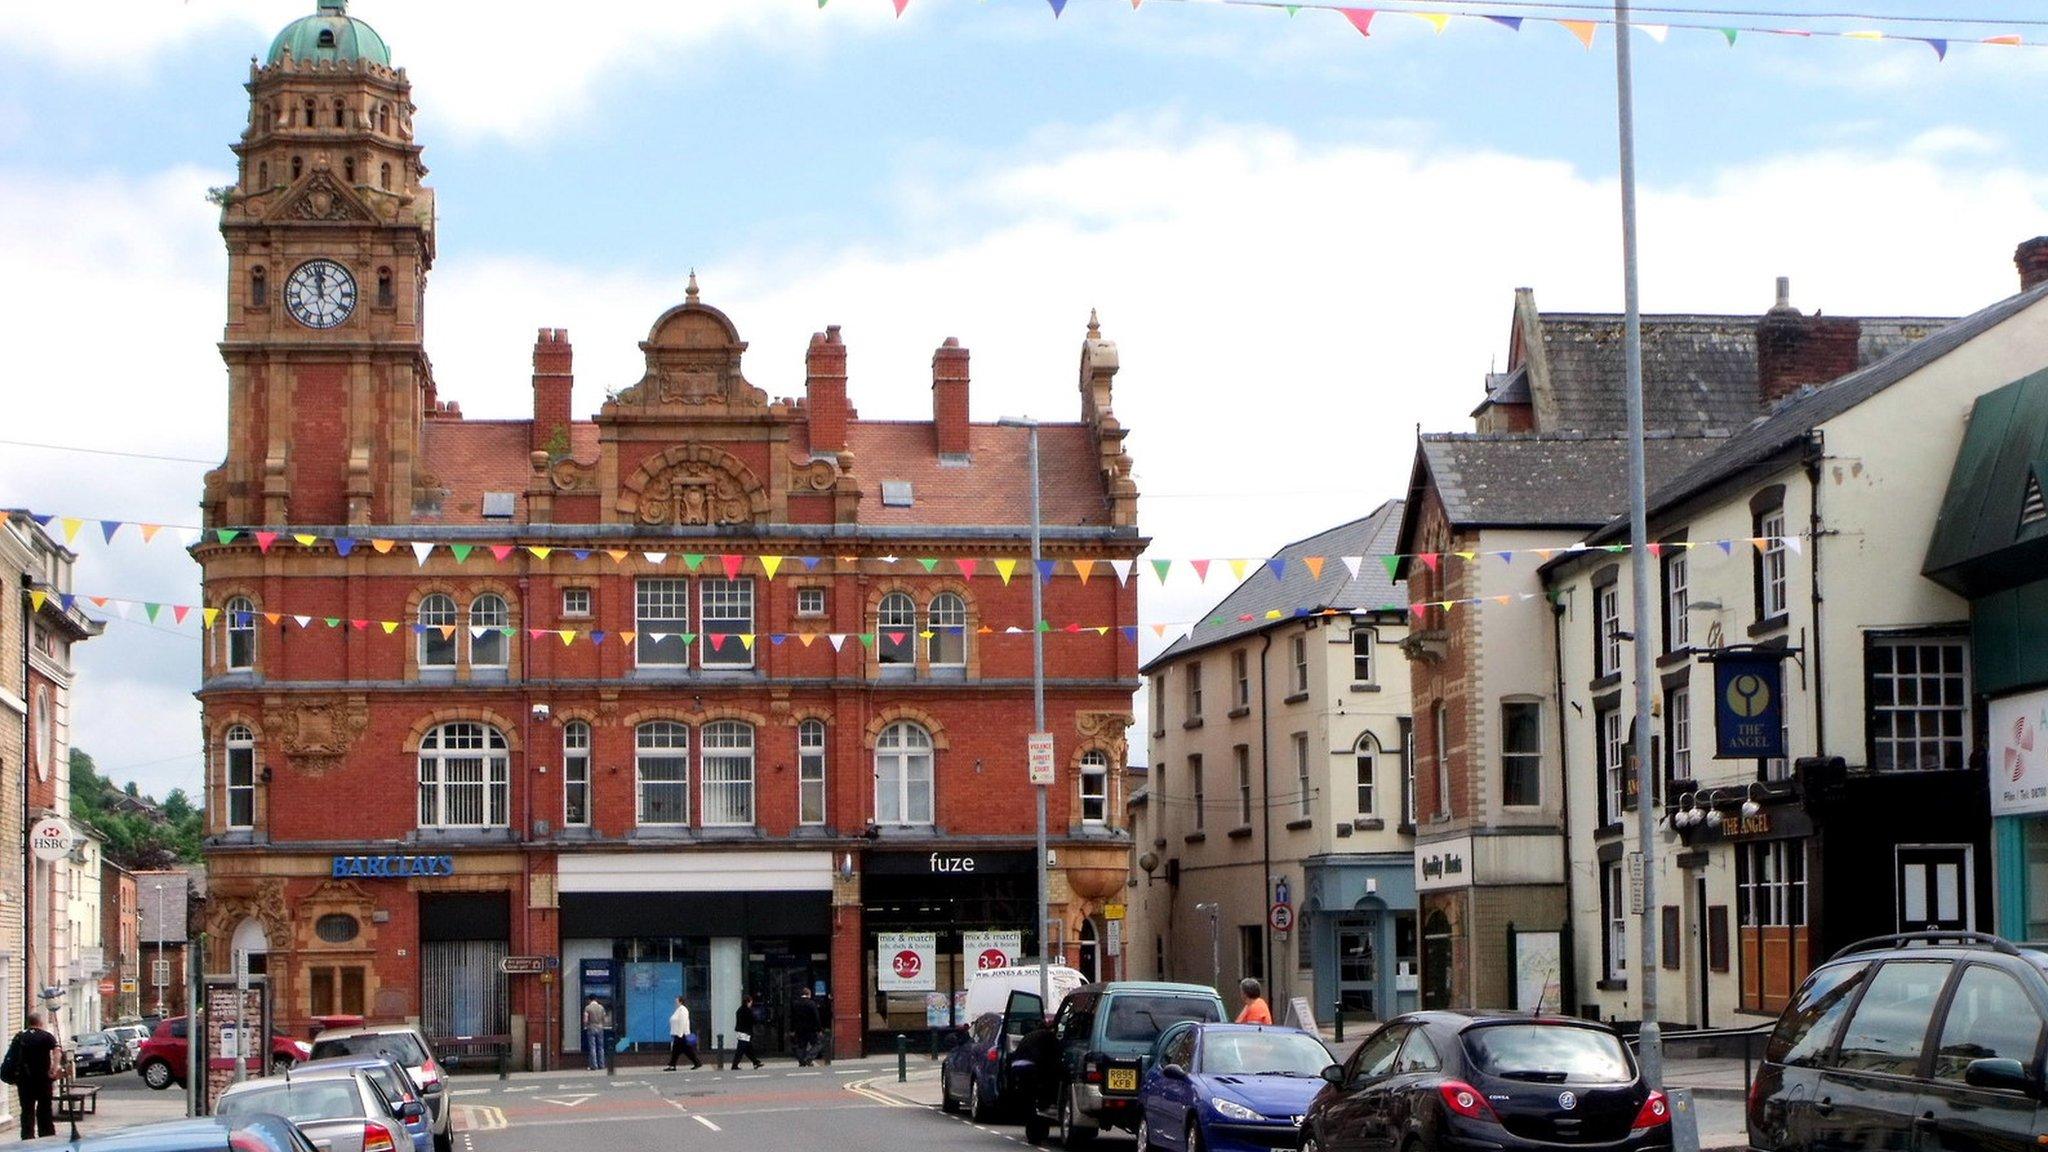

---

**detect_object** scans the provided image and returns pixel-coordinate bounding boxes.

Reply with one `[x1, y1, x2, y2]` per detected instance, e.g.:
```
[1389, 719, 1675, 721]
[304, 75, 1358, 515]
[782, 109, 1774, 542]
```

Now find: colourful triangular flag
[411, 542, 434, 565]
[1558, 19, 1596, 47]
[995, 559, 1018, 585]
[761, 556, 784, 580]
[1338, 7, 1375, 38]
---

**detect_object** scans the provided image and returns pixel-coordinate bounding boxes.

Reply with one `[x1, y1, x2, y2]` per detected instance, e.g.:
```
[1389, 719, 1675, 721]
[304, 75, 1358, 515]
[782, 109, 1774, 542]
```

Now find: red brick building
[197, 1, 1144, 1063]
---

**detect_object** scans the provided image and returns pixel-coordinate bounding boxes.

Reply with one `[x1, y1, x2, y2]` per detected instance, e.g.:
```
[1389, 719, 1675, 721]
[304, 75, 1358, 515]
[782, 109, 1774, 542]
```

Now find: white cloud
[7, 114, 2048, 795]
[2, 1, 891, 139]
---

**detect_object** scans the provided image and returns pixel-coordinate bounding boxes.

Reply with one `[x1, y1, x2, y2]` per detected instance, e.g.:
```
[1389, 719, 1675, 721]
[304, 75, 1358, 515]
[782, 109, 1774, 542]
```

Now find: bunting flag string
[868, 0, 2036, 59]
[4, 508, 1804, 584]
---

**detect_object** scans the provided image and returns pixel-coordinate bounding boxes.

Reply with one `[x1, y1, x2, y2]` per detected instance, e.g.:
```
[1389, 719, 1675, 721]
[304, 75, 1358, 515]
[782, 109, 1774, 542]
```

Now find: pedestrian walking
[789, 987, 822, 1067]
[727, 994, 763, 1070]
[1, 1012, 60, 1140]
[664, 996, 702, 1071]
[1235, 978, 1273, 1025]
[582, 995, 611, 1071]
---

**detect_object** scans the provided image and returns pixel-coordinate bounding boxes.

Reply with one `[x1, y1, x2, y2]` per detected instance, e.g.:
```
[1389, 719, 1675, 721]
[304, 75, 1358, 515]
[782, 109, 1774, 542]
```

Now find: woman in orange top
[1235, 978, 1273, 1025]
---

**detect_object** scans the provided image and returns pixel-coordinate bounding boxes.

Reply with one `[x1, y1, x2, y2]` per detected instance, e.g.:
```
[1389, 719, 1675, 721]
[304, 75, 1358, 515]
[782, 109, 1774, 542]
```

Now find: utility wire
[1, 439, 215, 466]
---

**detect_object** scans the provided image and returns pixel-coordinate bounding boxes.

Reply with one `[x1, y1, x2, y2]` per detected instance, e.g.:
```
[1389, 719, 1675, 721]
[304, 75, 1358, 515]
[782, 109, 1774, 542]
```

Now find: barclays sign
[331, 853, 457, 879]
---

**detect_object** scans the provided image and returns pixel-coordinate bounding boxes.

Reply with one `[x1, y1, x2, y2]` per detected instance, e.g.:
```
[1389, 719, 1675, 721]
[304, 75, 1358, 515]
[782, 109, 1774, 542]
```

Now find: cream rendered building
[1132, 503, 1415, 1023]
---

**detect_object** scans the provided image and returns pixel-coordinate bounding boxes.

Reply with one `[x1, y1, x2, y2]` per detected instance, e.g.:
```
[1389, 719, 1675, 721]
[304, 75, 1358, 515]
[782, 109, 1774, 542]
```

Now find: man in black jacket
[789, 988, 822, 1067]
[6, 1012, 59, 1140]
[727, 994, 764, 1070]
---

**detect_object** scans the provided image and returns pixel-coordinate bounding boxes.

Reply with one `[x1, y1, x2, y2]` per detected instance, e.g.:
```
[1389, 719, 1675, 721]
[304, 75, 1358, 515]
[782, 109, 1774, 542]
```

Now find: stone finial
[686, 269, 699, 302]
[1087, 308, 1101, 339]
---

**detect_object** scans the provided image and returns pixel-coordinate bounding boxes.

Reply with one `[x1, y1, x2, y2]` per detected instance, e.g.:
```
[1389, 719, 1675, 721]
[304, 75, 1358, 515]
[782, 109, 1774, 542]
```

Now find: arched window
[798, 719, 827, 826]
[700, 721, 755, 827]
[224, 595, 257, 672]
[637, 722, 689, 825]
[343, 156, 355, 184]
[224, 725, 256, 829]
[376, 267, 394, 308]
[317, 28, 337, 51]
[232, 917, 269, 978]
[256, 160, 268, 188]
[469, 593, 509, 669]
[303, 97, 317, 127]
[379, 162, 392, 191]
[1354, 734, 1378, 817]
[1079, 750, 1110, 826]
[249, 266, 268, 308]
[418, 593, 457, 668]
[291, 155, 303, 182]
[332, 98, 346, 127]
[1078, 919, 1100, 982]
[928, 592, 967, 668]
[377, 104, 391, 134]
[874, 722, 933, 826]
[417, 722, 509, 828]
[877, 592, 916, 666]
[562, 721, 590, 828]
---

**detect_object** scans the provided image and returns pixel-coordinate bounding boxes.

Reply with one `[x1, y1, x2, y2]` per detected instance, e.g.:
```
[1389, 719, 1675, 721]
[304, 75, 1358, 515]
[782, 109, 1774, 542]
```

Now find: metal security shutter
[422, 940, 508, 1039]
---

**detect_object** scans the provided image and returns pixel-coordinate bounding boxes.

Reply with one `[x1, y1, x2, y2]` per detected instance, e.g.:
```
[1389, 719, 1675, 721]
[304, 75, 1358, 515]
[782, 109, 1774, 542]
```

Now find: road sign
[97, 980, 115, 997]
[1274, 877, 1291, 907]
[1104, 903, 1125, 921]
[119, 978, 137, 995]
[1028, 732, 1056, 785]
[1106, 918, 1122, 957]
[500, 956, 552, 975]
[1269, 903, 1295, 933]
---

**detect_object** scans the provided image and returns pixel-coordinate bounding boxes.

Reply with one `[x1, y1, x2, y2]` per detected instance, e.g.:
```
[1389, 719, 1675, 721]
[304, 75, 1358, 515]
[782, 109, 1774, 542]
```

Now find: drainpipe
[1258, 629, 1275, 1001]
[18, 573, 30, 1026]
[1805, 432, 1826, 756]
[1551, 596, 1579, 1015]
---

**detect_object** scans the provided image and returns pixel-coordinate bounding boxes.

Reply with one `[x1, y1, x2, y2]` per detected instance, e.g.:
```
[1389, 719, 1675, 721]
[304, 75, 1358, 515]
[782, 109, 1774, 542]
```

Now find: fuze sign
[331, 854, 456, 878]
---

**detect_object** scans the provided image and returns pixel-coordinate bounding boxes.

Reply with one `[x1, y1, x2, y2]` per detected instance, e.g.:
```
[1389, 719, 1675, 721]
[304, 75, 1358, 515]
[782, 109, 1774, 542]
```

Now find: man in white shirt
[663, 996, 702, 1071]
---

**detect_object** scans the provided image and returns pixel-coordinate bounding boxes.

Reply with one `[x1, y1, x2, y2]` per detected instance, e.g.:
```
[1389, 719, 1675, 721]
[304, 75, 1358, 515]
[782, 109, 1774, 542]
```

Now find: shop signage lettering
[929, 853, 977, 873]
[1719, 813, 1772, 838]
[1420, 851, 1464, 881]
[330, 854, 456, 879]
[1713, 655, 1786, 760]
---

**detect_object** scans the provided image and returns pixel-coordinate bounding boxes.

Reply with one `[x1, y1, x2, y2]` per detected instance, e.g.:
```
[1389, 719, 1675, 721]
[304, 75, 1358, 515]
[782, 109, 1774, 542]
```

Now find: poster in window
[963, 930, 1022, 975]
[1511, 930, 1562, 1013]
[1991, 690, 2048, 816]
[877, 931, 937, 992]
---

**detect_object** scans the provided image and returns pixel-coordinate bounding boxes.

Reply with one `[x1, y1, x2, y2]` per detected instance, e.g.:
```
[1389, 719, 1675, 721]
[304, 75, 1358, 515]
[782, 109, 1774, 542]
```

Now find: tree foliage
[69, 749, 203, 869]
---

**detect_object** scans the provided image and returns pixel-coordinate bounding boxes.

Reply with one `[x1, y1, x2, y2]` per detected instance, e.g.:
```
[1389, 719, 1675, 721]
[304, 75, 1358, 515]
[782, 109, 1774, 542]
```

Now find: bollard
[930, 1030, 940, 1061]
[897, 1034, 908, 1083]
[1334, 1009, 1344, 1044]
[717, 1033, 726, 1070]
[607, 1033, 616, 1078]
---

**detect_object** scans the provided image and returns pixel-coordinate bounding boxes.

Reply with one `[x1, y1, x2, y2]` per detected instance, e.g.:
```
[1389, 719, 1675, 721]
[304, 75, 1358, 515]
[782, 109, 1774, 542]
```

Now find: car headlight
[1212, 1097, 1263, 1121]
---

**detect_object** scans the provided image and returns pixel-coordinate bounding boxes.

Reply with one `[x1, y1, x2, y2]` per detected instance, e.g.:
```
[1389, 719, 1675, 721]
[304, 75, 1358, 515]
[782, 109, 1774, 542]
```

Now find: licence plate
[1107, 1068, 1139, 1093]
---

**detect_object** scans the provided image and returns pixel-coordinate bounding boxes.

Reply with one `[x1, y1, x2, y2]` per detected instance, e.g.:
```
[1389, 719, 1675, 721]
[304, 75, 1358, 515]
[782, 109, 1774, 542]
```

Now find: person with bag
[726, 994, 763, 1070]
[788, 988, 822, 1067]
[663, 996, 702, 1071]
[1, 1012, 61, 1140]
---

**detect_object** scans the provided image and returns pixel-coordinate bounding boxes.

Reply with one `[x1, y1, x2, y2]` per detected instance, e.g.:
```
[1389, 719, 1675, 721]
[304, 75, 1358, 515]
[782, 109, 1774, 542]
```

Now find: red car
[136, 1016, 312, 1090]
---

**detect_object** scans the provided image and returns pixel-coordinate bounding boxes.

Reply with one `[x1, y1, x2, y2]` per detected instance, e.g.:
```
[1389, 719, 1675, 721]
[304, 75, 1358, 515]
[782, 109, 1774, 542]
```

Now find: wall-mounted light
[1740, 782, 1764, 818]
[530, 702, 551, 720]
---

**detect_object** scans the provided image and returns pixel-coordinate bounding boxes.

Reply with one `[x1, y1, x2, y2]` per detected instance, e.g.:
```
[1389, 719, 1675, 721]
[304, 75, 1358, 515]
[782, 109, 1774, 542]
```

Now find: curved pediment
[609, 279, 768, 412]
[618, 443, 770, 527]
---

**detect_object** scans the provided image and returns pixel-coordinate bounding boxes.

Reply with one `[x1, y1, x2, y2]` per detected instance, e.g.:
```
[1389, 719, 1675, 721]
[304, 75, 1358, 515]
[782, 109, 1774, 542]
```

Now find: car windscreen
[218, 1080, 364, 1123]
[1462, 1025, 1635, 1085]
[1101, 995, 1224, 1045]
[364, 1066, 411, 1106]
[312, 1034, 429, 1066]
[1199, 1031, 1331, 1076]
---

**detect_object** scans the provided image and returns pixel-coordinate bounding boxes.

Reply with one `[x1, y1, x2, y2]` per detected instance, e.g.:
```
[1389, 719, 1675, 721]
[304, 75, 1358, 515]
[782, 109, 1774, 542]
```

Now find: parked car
[296, 1054, 434, 1152]
[1021, 980, 1230, 1146]
[24, 1113, 316, 1151]
[310, 1024, 451, 1152]
[1748, 930, 2048, 1152]
[943, 989, 1058, 1121]
[1136, 1022, 1332, 1152]
[72, 1032, 127, 1076]
[135, 1016, 311, 1090]
[105, 1024, 151, 1068]
[216, 1067, 416, 1152]
[1302, 1011, 1670, 1152]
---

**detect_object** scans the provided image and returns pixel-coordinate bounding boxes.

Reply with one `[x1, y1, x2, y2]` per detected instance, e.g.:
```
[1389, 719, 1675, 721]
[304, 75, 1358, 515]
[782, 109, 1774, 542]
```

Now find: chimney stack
[805, 326, 849, 455]
[531, 328, 574, 454]
[932, 337, 970, 460]
[1755, 278, 1861, 410]
[2017, 237, 2048, 292]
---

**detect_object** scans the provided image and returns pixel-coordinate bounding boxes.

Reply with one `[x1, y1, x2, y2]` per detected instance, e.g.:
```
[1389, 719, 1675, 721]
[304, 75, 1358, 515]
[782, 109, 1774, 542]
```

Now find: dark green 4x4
[1025, 980, 1227, 1147]
[1748, 931, 2048, 1152]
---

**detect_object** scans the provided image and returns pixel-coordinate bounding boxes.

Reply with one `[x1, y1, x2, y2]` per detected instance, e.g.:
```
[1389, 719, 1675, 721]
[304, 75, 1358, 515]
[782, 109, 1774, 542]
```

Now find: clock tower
[206, 0, 436, 527]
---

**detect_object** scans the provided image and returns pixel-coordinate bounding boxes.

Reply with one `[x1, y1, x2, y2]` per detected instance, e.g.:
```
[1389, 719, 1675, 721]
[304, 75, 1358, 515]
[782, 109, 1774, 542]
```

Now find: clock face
[285, 259, 357, 329]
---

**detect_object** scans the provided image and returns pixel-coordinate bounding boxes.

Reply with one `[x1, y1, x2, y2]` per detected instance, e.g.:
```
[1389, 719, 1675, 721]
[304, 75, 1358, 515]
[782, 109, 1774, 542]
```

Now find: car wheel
[1136, 1116, 1156, 1152]
[1025, 1111, 1050, 1144]
[941, 1069, 961, 1114]
[140, 1061, 173, 1091]
[1186, 1116, 1206, 1152]
[1301, 1133, 1320, 1152]
[969, 1075, 993, 1123]
[1059, 1091, 1096, 1149]
[434, 1130, 453, 1152]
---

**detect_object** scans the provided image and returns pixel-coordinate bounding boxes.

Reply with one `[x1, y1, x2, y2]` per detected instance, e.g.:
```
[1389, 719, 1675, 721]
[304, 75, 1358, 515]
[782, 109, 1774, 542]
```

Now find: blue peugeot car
[1137, 1022, 1332, 1152]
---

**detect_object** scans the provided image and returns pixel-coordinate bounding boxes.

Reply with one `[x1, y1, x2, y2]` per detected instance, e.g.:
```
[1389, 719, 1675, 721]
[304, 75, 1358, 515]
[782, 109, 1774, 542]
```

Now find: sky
[3, 0, 2047, 798]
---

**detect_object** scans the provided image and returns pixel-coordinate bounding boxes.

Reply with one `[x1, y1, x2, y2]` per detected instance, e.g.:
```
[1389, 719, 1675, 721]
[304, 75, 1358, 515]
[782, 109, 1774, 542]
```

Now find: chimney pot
[932, 339, 971, 459]
[2016, 237, 2048, 292]
[807, 325, 850, 454]
[531, 327, 574, 453]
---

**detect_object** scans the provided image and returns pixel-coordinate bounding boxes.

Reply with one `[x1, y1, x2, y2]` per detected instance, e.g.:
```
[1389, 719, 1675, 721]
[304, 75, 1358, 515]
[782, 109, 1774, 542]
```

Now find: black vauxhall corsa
[1748, 931, 2048, 1152]
[1301, 1011, 1671, 1152]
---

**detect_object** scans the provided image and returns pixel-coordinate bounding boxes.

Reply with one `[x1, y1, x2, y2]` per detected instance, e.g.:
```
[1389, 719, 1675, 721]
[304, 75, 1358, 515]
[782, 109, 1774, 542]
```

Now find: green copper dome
[266, 0, 391, 68]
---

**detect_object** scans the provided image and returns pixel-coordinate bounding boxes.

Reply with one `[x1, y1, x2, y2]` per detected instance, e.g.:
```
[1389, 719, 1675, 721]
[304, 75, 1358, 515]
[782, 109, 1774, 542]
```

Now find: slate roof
[1521, 313, 1948, 435]
[416, 419, 1115, 530]
[1584, 281, 2048, 545]
[1924, 368, 2048, 594]
[1142, 500, 1405, 672]
[135, 870, 197, 945]
[1415, 432, 1726, 531]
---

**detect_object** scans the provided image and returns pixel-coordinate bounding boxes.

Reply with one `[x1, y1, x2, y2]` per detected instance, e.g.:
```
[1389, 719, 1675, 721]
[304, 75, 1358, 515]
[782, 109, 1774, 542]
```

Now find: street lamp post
[154, 882, 165, 1019]
[999, 416, 1051, 1012]
[1194, 903, 1221, 993]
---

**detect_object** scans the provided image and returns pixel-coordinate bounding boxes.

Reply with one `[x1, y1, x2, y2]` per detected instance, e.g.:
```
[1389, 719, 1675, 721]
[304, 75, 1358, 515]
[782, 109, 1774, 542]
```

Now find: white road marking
[692, 1115, 722, 1131]
[787, 1071, 821, 1077]
[536, 1094, 596, 1107]
[736, 1073, 768, 1080]
[451, 1088, 490, 1097]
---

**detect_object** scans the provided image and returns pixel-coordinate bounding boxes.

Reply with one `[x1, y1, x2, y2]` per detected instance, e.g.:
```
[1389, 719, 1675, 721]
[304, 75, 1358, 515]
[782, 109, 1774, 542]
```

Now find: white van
[963, 963, 1087, 1023]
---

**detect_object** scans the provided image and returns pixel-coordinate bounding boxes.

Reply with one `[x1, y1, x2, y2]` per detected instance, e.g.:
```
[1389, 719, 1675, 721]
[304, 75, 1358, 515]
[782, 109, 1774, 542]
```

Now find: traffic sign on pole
[1268, 903, 1294, 933]
[1027, 732, 1056, 785]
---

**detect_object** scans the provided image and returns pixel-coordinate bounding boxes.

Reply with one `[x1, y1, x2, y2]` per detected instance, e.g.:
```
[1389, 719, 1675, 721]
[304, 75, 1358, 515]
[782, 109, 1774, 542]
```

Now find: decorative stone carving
[276, 172, 373, 223]
[263, 696, 369, 775]
[791, 458, 839, 493]
[610, 285, 770, 413]
[1075, 710, 1135, 763]
[210, 878, 291, 954]
[548, 456, 597, 493]
[618, 444, 770, 527]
